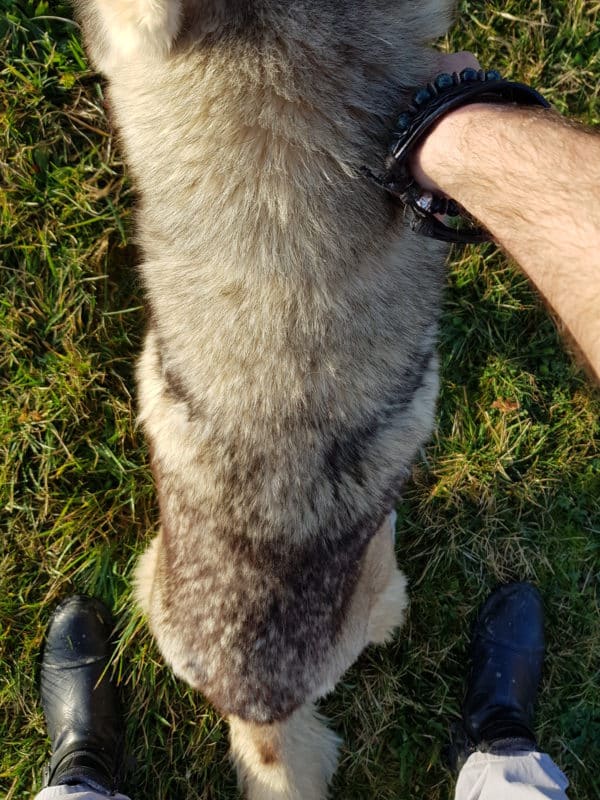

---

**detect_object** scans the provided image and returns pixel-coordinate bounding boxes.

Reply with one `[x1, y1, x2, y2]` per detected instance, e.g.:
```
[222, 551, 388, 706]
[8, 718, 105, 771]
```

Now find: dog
[74, 1, 455, 796]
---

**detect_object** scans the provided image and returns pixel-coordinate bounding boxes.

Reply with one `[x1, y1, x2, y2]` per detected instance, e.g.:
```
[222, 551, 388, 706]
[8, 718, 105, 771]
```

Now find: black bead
[486, 70, 502, 81]
[460, 68, 479, 82]
[396, 111, 412, 132]
[435, 73, 454, 91]
[430, 195, 448, 215]
[447, 200, 461, 217]
[413, 87, 432, 106]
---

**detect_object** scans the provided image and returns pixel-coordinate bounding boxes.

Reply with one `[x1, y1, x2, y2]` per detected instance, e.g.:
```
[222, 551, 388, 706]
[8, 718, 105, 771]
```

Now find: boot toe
[42, 595, 115, 668]
[476, 582, 545, 652]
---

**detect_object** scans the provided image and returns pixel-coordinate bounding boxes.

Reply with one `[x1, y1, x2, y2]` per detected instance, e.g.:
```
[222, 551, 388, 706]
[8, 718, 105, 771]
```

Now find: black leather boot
[462, 582, 545, 750]
[41, 595, 124, 792]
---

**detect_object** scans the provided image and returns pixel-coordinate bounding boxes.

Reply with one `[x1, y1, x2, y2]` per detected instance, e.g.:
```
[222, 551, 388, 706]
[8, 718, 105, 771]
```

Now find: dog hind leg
[366, 564, 408, 645]
[133, 532, 161, 616]
[362, 514, 409, 646]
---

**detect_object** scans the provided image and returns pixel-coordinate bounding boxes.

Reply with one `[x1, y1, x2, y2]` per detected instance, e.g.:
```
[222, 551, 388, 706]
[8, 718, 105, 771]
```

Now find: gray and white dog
[74, 1, 454, 796]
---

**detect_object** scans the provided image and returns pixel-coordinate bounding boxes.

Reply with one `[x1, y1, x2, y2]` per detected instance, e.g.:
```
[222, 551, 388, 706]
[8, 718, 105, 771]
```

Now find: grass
[1, 0, 599, 798]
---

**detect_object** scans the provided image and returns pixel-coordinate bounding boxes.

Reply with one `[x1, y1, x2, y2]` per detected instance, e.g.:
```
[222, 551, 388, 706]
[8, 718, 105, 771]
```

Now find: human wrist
[408, 50, 481, 194]
[379, 63, 550, 243]
[411, 103, 491, 196]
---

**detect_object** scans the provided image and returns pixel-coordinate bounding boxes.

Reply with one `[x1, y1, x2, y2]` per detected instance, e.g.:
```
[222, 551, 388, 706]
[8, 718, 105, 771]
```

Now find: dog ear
[76, 0, 183, 70]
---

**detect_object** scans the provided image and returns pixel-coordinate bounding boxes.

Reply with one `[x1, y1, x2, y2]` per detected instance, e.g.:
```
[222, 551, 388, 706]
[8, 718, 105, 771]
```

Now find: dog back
[75, 0, 455, 724]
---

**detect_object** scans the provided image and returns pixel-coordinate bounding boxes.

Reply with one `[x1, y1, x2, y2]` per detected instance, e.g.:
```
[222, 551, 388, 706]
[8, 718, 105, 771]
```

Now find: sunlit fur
[74, 1, 455, 796]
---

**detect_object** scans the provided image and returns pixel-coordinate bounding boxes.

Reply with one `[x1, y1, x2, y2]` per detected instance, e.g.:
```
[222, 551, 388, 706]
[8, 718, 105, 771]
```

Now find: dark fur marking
[156, 461, 410, 723]
[323, 347, 433, 494]
[164, 367, 192, 406]
[152, 330, 204, 419]
[259, 742, 279, 766]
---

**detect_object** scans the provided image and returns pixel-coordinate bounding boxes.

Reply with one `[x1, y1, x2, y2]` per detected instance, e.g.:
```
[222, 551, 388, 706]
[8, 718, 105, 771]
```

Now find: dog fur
[74, 1, 455, 796]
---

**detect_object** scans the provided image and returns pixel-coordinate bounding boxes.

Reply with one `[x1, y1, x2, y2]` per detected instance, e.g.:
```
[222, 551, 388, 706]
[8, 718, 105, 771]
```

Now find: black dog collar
[366, 69, 551, 244]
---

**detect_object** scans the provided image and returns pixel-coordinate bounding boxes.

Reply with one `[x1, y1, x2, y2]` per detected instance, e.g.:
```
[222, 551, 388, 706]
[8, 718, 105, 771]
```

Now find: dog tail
[228, 703, 341, 800]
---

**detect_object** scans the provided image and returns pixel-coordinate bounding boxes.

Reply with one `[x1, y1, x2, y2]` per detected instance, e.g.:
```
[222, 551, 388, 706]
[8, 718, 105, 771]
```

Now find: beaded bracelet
[365, 68, 551, 243]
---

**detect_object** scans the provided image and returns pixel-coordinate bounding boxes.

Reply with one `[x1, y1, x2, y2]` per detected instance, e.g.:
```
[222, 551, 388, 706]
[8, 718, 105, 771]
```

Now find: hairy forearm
[415, 103, 600, 379]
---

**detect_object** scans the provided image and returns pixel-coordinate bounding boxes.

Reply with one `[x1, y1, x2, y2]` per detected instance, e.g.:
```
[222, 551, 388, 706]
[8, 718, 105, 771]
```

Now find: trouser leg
[455, 749, 570, 800]
[35, 785, 131, 800]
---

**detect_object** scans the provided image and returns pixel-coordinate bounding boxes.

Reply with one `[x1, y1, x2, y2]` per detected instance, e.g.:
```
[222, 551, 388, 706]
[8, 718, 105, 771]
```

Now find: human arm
[413, 65, 600, 380]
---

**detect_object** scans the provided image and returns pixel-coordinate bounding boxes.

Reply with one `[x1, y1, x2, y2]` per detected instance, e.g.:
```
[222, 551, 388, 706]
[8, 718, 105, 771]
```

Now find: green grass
[1, 1, 599, 798]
